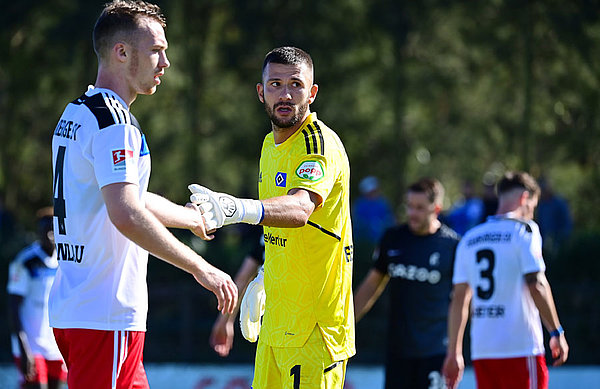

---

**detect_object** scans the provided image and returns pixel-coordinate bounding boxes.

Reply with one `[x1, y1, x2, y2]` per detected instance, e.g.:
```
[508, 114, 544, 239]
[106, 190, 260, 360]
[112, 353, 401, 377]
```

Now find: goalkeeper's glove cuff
[237, 198, 264, 225]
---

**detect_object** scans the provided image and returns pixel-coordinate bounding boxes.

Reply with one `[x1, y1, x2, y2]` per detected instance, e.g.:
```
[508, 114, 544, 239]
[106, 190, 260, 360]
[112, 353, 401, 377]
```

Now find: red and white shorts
[53, 328, 149, 389]
[13, 355, 67, 387]
[473, 355, 549, 389]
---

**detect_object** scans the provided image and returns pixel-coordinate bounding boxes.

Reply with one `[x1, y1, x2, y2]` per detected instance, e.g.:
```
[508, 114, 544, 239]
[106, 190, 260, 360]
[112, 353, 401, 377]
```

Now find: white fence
[1, 363, 598, 388]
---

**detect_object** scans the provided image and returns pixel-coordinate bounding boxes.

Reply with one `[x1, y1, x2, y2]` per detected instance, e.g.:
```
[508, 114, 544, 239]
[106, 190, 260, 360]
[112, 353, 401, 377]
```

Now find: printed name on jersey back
[388, 263, 442, 284]
[56, 243, 85, 263]
[472, 304, 506, 318]
[466, 231, 512, 247]
[54, 119, 82, 140]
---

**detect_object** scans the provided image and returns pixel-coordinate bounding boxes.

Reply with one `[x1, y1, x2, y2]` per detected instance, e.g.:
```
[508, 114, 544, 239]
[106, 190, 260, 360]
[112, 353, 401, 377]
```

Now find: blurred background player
[7, 207, 67, 389]
[354, 177, 460, 389]
[443, 171, 569, 389]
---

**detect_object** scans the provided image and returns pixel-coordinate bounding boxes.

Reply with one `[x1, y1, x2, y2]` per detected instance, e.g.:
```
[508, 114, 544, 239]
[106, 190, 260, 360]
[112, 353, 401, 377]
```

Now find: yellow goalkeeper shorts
[252, 325, 347, 389]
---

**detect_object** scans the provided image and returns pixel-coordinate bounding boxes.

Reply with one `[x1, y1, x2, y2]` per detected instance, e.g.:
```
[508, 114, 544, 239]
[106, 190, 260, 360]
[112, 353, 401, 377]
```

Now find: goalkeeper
[190, 46, 355, 389]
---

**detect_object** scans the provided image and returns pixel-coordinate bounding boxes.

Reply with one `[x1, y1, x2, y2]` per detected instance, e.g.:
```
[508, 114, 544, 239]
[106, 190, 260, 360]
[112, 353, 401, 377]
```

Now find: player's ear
[257, 83, 265, 103]
[308, 84, 318, 104]
[518, 190, 529, 206]
[113, 42, 128, 63]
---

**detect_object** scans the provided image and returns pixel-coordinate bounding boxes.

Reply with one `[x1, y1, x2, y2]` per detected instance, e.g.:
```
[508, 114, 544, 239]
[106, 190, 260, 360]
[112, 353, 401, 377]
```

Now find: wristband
[549, 326, 564, 338]
[239, 198, 264, 225]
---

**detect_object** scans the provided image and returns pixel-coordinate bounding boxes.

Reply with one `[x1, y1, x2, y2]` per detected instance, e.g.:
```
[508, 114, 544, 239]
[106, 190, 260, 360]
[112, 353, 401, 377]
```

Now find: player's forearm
[260, 189, 316, 227]
[446, 285, 471, 355]
[527, 273, 562, 332]
[354, 271, 388, 322]
[145, 192, 200, 229]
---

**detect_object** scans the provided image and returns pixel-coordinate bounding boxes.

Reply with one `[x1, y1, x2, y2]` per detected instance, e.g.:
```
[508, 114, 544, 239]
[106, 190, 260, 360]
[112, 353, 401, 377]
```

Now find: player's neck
[272, 112, 311, 144]
[411, 219, 441, 236]
[95, 68, 136, 107]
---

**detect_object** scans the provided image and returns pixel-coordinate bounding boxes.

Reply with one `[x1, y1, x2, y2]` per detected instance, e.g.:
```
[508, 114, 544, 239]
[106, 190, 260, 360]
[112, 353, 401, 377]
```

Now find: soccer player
[190, 46, 355, 388]
[49, 2, 237, 388]
[354, 177, 460, 389]
[443, 171, 569, 389]
[7, 207, 67, 389]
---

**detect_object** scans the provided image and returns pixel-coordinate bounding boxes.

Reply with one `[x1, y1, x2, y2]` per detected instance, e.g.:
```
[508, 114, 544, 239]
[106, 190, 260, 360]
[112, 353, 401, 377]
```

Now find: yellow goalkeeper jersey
[258, 112, 355, 361]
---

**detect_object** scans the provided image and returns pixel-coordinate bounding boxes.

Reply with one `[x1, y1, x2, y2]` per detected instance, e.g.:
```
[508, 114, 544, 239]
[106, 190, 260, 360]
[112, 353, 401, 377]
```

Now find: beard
[264, 100, 309, 129]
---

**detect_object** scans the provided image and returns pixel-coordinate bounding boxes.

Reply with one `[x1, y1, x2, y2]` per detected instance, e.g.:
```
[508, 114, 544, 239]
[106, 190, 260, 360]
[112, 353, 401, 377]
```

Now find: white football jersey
[453, 213, 546, 359]
[7, 242, 63, 360]
[49, 86, 151, 331]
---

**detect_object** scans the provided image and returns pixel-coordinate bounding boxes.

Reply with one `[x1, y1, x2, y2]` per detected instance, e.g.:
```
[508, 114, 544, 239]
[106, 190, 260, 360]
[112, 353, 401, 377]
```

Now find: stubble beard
[265, 100, 309, 130]
[128, 48, 157, 95]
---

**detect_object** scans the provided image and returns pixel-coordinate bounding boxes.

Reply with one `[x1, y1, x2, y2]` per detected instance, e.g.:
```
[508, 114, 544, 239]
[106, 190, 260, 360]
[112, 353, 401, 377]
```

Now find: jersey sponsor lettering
[295, 160, 324, 181]
[54, 119, 82, 140]
[264, 232, 287, 247]
[56, 243, 85, 263]
[388, 263, 442, 284]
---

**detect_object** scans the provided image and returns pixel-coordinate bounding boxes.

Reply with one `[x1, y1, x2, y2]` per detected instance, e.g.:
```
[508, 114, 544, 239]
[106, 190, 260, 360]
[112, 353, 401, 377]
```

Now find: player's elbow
[108, 212, 135, 234]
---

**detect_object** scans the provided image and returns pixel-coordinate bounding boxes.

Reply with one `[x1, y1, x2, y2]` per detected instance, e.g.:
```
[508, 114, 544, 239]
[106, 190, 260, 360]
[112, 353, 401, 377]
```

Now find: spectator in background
[536, 176, 573, 260]
[7, 207, 67, 389]
[447, 179, 484, 235]
[481, 182, 498, 221]
[352, 176, 395, 247]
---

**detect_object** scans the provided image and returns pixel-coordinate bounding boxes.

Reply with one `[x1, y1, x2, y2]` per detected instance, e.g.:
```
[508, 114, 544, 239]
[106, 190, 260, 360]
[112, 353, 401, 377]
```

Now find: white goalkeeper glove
[188, 184, 264, 230]
[240, 266, 266, 342]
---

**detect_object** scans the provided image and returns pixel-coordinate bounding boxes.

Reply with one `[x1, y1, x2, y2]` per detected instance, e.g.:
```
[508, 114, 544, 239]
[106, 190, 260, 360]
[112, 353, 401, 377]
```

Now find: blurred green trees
[1, 0, 599, 364]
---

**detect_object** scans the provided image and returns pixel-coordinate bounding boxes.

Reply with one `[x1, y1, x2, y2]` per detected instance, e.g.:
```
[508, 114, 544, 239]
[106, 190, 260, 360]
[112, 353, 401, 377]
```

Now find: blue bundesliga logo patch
[275, 172, 287, 187]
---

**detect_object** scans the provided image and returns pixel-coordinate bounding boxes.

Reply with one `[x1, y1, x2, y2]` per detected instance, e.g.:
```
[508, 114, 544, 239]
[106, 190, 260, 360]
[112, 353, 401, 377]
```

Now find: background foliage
[1, 0, 599, 365]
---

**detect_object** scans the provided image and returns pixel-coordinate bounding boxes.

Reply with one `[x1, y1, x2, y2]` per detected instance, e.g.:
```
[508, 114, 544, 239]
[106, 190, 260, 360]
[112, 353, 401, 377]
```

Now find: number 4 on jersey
[53, 145, 67, 235]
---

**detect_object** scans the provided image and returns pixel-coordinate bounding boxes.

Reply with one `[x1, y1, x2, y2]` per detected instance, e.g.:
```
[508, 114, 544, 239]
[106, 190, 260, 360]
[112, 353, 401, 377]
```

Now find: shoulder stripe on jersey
[301, 129, 312, 154]
[303, 123, 325, 155]
[307, 221, 341, 241]
[104, 92, 130, 125]
[307, 124, 319, 154]
[313, 122, 325, 155]
[75, 92, 141, 131]
[77, 93, 116, 130]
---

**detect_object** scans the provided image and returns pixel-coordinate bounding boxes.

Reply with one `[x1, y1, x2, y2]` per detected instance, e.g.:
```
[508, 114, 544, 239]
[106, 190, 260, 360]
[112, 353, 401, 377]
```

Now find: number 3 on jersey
[53, 145, 67, 235]
[476, 249, 495, 300]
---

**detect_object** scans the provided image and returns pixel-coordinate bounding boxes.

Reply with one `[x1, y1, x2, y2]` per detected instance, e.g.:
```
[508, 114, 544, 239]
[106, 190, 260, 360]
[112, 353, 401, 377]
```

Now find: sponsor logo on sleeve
[275, 172, 287, 187]
[295, 160, 324, 182]
[112, 149, 134, 171]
